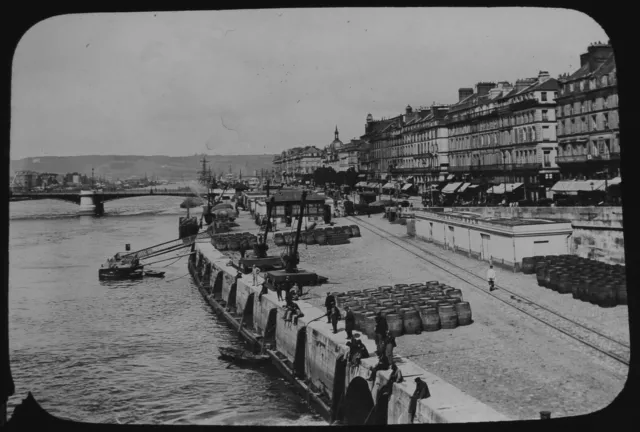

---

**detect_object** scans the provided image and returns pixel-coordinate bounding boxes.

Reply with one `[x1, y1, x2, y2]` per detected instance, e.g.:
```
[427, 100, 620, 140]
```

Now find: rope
[157, 253, 190, 268]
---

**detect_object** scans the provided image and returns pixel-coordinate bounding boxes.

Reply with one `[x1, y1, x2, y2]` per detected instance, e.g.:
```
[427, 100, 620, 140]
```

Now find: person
[325, 292, 336, 324]
[258, 280, 269, 301]
[290, 285, 299, 301]
[330, 305, 341, 334]
[487, 264, 497, 291]
[291, 303, 304, 325]
[252, 265, 261, 286]
[285, 284, 293, 304]
[384, 333, 397, 366]
[408, 377, 431, 423]
[283, 300, 296, 322]
[374, 313, 388, 355]
[344, 306, 355, 339]
[389, 363, 404, 384]
[276, 281, 284, 302]
[367, 349, 390, 383]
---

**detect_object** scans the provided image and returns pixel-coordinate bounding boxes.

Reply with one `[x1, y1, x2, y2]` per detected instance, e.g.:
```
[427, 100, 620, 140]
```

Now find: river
[8, 193, 325, 425]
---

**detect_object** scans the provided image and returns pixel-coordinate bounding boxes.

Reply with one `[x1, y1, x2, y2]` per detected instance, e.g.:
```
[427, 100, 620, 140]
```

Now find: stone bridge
[9, 190, 200, 215]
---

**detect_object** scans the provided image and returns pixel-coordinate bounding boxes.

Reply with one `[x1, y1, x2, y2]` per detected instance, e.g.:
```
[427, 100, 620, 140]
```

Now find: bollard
[125, 243, 131, 251]
[540, 411, 551, 420]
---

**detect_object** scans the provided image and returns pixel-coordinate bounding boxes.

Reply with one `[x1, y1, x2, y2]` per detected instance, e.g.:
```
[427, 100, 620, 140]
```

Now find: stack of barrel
[274, 225, 362, 247]
[528, 254, 627, 307]
[211, 232, 258, 252]
[333, 281, 472, 339]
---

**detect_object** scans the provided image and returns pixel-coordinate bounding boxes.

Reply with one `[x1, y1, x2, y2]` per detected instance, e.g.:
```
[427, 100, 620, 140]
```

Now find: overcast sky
[11, 8, 609, 159]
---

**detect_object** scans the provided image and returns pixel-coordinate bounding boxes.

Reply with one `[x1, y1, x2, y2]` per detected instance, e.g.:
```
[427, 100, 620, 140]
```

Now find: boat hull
[98, 268, 144, 281]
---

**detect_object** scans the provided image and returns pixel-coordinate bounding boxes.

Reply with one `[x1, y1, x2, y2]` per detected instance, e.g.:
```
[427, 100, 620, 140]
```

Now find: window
[591, 115, 597, 131]
[603, 113, 609, 129]
[543, 151, 551, 167]
[542, 126, 551, 141]
[569, 83, 574, 92]
[542, 110, 549, 121]
[554, 91, 558, 99]
[541, 92, 548, 102]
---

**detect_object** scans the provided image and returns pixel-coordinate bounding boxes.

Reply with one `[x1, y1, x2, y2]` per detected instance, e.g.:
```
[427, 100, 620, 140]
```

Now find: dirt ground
[227, 210, 629, 420]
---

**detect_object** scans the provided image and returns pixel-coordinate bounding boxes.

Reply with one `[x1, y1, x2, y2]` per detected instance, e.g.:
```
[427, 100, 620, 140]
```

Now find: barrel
[305, 232, 316, 245]
[386, 313, 404, 337]
[240, 238, 251, 251]
[521, 257, 536, 274]
[616, 283, 627, 305]
[439, 305, 458, 329]
[455, 302, 472, 326]
[227, 238, 241, 251]
[274, 233, 285, 247]
[410, 283, 423, 288]
[394, 284, 409, 290]
[593, 283, 617, 308]
[400, 300, 412, 308]
[419, 297, 432, 304]
[447, 289, 463, 301]
[314, 229, 327, 245]
[378, 285, 393, 293]
[343, 226, 353, 237]
[350, 225, 361, 237]
[362, 315, 376, 338]
[403, 309, 422, 334]
[393, 305, 404, 315]
[381, 308, 396, 318]
[420, 307, 440, 331]
[364, 302, 377, 312]
[353, 310, 366, 331]
[426, 300, 440, 310]
[363, 288, 378, 295]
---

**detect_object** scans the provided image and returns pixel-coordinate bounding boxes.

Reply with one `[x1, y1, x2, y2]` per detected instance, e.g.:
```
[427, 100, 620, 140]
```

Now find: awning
[446, 174, 455, 180]
[355, 181, 367, 187]
[402, 184, 413, 191]
[406, 176, 414, 181]
[457, 183, 471, 193]
[366, 182, 379, 188]
[441, 182, 463, 194]
[595, 177, 621, 190]
[358, 174, 366, 178]
[382, 182, 397, 189]
[551, 180, 606, 193]
[487, 183, 524, 194]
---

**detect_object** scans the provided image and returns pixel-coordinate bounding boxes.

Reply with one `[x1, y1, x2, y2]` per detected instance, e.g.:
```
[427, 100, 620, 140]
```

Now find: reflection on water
[9, 198, 324, 425]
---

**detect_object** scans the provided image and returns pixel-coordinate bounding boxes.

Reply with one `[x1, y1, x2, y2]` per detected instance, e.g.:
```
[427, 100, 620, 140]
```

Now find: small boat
[98, 266, 144, 281]
[218, 346, 271, 366]
[144, 270, 166, 278]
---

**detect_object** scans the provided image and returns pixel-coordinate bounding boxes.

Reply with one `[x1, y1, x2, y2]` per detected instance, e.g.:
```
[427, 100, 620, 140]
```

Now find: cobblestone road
[230, 210, 629, 420]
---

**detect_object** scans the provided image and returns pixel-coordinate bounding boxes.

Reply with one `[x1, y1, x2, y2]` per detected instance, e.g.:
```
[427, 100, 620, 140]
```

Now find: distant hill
[9, 154, 277, 181]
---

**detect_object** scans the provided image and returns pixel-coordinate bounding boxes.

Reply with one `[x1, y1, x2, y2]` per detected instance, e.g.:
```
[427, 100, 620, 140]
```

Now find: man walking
[276, 281, 284, 302]
[487, 264, 497, 291]
[330, 305, 341, 334]
[325, 292, 336, 324]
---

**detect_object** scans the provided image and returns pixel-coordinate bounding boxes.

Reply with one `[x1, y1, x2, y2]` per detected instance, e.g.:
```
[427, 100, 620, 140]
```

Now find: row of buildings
[272, 42, 619, 201]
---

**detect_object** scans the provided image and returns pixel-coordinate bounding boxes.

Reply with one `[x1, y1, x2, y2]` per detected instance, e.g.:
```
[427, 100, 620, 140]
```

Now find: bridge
[9, 190, 201, 215]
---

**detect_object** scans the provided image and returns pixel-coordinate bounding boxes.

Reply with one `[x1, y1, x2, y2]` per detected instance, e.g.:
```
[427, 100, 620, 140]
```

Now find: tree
[344, 167, 359, 189]
[313, 166, 337, 187]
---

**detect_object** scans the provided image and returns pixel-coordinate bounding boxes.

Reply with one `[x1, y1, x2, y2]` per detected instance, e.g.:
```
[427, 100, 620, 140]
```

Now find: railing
[556, 155, 588, 163]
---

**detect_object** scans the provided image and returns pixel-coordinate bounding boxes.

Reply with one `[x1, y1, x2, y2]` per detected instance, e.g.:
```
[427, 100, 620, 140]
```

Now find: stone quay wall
[193, 242, 510, 424]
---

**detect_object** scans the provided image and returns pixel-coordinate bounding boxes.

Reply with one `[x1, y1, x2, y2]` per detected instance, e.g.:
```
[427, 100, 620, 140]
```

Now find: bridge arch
[227, 281, 238, 312]
[242, 293, 255, 330]
[293, 327, 307, 379]
[343, 377, 375, 425]
[264, 308, 277, 342]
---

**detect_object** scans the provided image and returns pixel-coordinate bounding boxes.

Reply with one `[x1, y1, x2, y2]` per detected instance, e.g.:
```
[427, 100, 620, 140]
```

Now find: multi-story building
[273, 145, 323, 182]
[555, 42, 619, 180]
[388, 104, 450, 193]
[337, 138, 363, 172]
[11, 170, 38, 190]
[447, 73, 561, 201]
[322, 126, 344, 172]
[359, 114, 403, 180]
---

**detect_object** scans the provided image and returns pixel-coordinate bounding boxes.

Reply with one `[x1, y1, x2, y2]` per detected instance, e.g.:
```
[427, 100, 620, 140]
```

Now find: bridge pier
[78, 190, 98, 215]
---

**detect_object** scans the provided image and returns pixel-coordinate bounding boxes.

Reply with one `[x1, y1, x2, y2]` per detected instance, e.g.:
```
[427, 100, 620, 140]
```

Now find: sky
[11, 8, 609, 159]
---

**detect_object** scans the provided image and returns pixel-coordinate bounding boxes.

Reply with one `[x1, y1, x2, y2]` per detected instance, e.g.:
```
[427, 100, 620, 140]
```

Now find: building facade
[447, 73, 561, 201]
[555, 42, 619, 180]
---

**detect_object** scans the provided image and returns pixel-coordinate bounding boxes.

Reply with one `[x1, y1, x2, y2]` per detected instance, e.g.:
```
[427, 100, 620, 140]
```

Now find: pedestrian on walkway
[374, 313, 388, 355]
[252, 265, 261, 286]
[276, 281, 284, 301]
[330, 305, 341, 334]
[325, 292, 336, 323]
[487, 264, 497, 291]
[408, 377, 431, 423]
[344, 306, 355, 339]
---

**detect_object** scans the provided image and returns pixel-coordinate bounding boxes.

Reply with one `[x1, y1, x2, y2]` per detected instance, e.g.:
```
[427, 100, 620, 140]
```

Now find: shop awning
[446, 174, 455, 180]
[441, 182, 463, 194]
[366, 182, 379, 188]
[457, 183, 471, 193]
[382, 182, 397, 189]
[406, 176, 414, 181]
[355, 181, 367, 187]
[595, 177, 621, 190]
[551, 180, 606, 193]
[358, 174, 367, 178]
[487, 183, 523, 194]
[402, 184, 413, 191]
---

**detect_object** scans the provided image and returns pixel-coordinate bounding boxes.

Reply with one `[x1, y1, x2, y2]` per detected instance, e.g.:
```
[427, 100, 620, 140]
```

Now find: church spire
[334, 125, 339, 141]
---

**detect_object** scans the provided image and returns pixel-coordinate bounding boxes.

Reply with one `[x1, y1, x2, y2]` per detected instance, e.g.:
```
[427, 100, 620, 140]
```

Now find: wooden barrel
[304, 232, 316, 245]
[403, 309, 422, 334]
[386, 313, 403, 337]
[343, 225, 353, 237]
[521, 257, 536, 274]
[314, 229, 327, 245]
[350, 225, 361, 237]
[274, 233, 285, 247]
[410, 283, 423, 288]
[447, 289, 463, 301]
[420, 307, 440, 331]
[381, 308, 396, 317]
[227, 238, 240, 251]
[394, 284, 408, 290]
[592, 283, 617, 308]
[378, 285, 393, 293]
[400, 300, 411, 308]
[616, 283, 627, 305]
[439, 305, 458, 329]
[373, 306, 386, 315]
[455, 302, 472, 326]
[426, 300, 440, 310]
[362, 315, 376, 338]
[393, 305, 404, 315]
[536, 264, 547, 286]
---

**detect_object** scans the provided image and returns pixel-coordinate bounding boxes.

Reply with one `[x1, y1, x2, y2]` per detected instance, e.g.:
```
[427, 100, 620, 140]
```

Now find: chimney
[579, 43, 614, 72]
[458, 88, 474, 101]
[538, 70, 551, 83]
[476, 82, 497, 97]
[489, 87, 502, 99]
[514, 78, 536, 92]
[405, 104, 413, 115]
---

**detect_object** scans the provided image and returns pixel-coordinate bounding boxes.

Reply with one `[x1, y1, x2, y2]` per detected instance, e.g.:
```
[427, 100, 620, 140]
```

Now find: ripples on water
[8, 197, 325, 425]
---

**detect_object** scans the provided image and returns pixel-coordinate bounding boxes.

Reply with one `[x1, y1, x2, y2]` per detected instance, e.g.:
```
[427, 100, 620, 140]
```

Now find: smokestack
[458, 88, 474, 102]
[538, 71, 551, 83]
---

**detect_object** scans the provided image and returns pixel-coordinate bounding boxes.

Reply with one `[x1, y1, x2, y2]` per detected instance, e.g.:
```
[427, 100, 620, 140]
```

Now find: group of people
[324, 292, 356, 336]
[368, 313, 397, 383]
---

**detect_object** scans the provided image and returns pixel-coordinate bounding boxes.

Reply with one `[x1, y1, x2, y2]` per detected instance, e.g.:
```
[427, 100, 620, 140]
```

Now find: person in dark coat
[344, 306, 355, 339]
[258, 281, 269, 301]
[325, 292, 336, 324]
[330, 305, 341, 334]
[367, 350, 390, 383]
[374, 313, 388, 354]
[276, 281, 284, 302]
[408, 377, 431, 423]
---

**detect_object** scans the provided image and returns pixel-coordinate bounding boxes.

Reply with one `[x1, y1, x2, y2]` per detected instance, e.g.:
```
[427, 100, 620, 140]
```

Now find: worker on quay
[325, 292, 336, 324]
[367, 348, 391, 384]
[374, 313, 389, 355]
[346, 336, 367, 368]
[408, 377, 431, 424]
[330, 305, 342, 334]
[252, 265, 261, 286]
[384, 333, 397, 366]
[487, 264, 498, 292]
[344, 306, 355, 340]
[258, 280, 269, 301]
[276, 281, 284, 302]
[291, 303, 304, 325]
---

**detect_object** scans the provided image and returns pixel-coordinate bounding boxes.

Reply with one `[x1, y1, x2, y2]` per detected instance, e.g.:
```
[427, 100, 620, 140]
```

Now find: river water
[8, 193, 325, 425]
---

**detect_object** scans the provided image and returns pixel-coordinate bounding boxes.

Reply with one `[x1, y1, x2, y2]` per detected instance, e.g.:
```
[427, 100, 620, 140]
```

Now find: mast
[287, 190, 307, 273]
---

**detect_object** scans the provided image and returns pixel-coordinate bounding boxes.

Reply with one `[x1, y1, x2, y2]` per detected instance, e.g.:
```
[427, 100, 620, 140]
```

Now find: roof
[270, 189, 325, 203]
